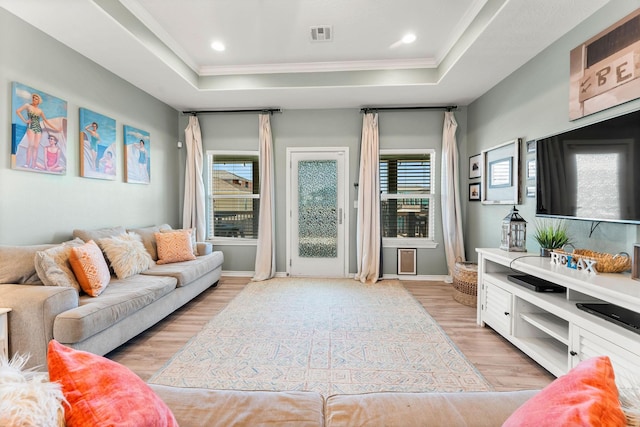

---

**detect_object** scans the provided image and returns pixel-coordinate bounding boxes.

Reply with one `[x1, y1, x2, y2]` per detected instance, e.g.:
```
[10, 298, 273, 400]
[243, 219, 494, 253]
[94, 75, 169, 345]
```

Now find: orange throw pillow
[47, 340, 178, 427]
[69, 240, 111, 296]
[503, 356, 626, 427]
[155, 230, 197, 265]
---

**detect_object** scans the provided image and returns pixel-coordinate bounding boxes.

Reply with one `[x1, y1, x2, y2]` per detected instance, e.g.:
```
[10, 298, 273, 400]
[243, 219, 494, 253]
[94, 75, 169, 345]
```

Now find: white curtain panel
[440, 111, 466, 282]
[183, 115, 206, 242]
[252, 114, 276, 281]
[355, 112, 381, 284]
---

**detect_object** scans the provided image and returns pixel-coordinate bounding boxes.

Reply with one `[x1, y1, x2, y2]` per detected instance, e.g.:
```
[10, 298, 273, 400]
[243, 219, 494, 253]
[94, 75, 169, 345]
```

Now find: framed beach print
[79, 108, 117, 180]
[481, 139, 521, 205]
[11, 82, 68, 174]
[123, 125, 150, 184]
[469, 154, 482, 179]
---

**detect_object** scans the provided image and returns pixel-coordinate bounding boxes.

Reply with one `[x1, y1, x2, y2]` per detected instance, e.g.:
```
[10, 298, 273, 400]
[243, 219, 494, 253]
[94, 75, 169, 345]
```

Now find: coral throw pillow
[155, 230, 197, 265]
[69, 240, 111, 296]
[47, 340, 178, 427]
[503, 356, 626, 427]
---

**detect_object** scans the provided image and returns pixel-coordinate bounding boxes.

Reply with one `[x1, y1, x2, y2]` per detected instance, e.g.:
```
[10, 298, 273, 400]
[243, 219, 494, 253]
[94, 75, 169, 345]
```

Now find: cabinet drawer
[572, 327, 640, 385]
[482, 282, 513, 336]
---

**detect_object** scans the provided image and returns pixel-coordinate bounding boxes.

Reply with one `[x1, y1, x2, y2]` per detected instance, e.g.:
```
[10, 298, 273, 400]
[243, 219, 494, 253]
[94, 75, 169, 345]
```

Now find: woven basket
[571, 249, 631, 273]
[553, 249, 631, 273]
[452, 260, 478, 307]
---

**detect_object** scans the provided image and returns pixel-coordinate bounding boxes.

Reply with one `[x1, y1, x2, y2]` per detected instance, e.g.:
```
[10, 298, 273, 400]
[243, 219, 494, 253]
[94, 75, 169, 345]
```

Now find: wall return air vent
[310, 26, 332, 42]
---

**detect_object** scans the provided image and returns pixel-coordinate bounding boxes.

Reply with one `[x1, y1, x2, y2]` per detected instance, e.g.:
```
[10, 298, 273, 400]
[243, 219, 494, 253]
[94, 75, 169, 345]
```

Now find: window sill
[382, 238, 439, 249]
[209, 238, 258, 246]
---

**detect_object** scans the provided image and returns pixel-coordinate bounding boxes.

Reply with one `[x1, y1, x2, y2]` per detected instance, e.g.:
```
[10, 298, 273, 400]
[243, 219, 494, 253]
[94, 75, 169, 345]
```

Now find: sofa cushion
[503, 356, 625, 427]
[155, 230, 197, 265]
[141, 251, 224, 287]
[53, 274, 177, 343]
[69, 240, 111, 297]
[324, 390, 539, 427]
[72, 226, 126, 243]
[48, 340, 178, 427]
[34, 238, 84, 291]
[99, 232, 153, 279]
[149, 384, 324, 427]
[127, 224, 172, 261]
[0, 243, 57, 284]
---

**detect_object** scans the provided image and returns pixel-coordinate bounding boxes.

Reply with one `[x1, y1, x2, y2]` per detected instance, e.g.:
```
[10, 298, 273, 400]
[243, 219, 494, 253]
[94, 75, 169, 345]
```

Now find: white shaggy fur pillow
[99, 232, 153, 279]
[0, 353, 66, 427]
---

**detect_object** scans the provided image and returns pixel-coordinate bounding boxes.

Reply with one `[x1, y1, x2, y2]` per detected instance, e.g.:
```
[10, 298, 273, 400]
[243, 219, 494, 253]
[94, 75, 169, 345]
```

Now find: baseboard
[383, 274, 451, 282]
[222, 271, 451, 282]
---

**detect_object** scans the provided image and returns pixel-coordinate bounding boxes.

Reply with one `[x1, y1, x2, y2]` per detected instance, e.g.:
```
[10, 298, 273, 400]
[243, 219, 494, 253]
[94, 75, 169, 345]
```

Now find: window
[207, 151, 259, 241]
[380, 149, 436, 248]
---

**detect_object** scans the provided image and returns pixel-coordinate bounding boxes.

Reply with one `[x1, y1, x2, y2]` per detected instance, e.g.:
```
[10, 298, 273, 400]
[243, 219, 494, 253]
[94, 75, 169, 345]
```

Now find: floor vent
[310, 26, 332, 42]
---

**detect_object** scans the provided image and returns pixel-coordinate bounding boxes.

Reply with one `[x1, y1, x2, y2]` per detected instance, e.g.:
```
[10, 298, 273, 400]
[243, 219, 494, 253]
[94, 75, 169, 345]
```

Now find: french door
[286, 148, 349, 277]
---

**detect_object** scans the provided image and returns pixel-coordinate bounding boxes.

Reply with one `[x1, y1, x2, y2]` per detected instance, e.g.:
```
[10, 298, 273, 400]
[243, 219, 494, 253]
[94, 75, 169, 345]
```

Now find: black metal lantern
[500, 206, 527, 252]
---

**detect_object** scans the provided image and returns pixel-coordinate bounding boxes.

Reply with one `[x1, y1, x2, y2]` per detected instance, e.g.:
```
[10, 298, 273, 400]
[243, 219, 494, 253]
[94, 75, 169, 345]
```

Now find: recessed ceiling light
[402, 33, 416, 44]
[211, 41, 226, 52]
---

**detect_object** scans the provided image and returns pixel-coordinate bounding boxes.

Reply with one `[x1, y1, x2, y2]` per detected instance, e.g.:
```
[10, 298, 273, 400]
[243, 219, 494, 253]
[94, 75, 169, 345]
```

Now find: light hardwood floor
[107, 276, 555, 391]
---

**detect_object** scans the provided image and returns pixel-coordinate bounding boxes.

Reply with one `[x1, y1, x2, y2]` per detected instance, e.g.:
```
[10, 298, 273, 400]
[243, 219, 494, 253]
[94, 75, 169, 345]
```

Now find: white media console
[476, 248, 640, 383]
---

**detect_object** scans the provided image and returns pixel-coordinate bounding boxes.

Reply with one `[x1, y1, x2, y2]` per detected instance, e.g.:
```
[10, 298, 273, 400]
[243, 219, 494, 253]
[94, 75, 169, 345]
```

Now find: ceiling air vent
[310, 26, 332, 42]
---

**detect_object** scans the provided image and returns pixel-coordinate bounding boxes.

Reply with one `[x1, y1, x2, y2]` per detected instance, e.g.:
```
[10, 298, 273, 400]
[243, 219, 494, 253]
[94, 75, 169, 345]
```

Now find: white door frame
[286, 147, 349, 277]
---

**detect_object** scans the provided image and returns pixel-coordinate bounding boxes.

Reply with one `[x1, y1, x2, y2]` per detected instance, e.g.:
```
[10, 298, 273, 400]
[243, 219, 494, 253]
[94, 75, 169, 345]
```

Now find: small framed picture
[469, 183, 481, 201]
[397, 248, 417, 275]
[469, 154, 482, 179]
[526, 186, 536, 198]
[527, 159, 536, 180]
[527, 140, 536, 153]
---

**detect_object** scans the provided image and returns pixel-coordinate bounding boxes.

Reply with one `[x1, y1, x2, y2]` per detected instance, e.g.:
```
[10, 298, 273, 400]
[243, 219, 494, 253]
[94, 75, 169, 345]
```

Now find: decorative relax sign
[550, 251, 598, 274]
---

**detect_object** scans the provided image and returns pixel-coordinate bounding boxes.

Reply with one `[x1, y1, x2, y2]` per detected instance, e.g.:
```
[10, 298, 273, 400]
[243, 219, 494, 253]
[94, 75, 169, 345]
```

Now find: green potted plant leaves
[533, 219, 571, 257]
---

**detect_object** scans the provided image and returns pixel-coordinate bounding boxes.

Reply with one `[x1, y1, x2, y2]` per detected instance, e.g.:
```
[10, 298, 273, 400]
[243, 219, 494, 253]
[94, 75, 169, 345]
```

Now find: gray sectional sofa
[0, 225, 224, 370]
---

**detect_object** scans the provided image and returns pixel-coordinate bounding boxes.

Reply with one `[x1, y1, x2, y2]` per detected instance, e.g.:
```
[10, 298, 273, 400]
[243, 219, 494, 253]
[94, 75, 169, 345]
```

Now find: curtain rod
[360, 105, 457, 113]
[182, 108, 282, 115]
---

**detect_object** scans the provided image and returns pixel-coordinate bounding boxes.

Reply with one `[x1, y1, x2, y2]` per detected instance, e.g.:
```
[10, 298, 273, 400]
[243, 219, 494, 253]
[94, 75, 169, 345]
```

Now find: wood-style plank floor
[107, 277, 555, 391]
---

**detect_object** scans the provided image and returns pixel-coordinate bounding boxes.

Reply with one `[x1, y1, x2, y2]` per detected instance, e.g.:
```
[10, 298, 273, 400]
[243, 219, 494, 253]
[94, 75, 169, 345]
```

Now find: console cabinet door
[571, 326, 640, 386]
[482, 281, 513, 337]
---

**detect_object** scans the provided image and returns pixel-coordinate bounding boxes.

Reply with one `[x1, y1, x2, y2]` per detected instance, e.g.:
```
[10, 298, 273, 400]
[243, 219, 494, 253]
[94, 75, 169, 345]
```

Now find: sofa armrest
[0, 284, 78, 370]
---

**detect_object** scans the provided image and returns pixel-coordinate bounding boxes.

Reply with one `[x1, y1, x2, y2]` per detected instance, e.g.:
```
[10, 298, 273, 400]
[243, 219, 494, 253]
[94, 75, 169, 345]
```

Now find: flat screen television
[536, 109, 640, 224]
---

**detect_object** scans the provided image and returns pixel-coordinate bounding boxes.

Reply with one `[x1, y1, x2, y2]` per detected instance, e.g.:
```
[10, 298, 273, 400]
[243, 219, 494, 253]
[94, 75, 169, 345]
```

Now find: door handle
[338, 208, 343, 224]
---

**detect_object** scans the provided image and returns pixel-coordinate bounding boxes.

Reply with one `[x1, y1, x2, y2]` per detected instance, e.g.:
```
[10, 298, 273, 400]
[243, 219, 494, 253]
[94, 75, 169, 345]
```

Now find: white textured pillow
[98, 232, 153, 279]
[34, 238, 85, 291]
[0, 353, 66, 427]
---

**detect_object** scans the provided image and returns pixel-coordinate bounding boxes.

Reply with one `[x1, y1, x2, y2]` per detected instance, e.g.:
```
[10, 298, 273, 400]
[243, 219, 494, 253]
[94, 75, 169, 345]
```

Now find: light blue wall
[0, 9, 181, 245]
[466, 0, 640, 260]
[180, 108, 468, 275]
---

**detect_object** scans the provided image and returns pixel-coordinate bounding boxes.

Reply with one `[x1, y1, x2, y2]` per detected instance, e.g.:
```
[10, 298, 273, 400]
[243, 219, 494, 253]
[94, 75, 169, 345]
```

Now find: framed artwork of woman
[11, 82, 68, 175]
[79, 108, 117, 180]
[123, 125, 150, 184]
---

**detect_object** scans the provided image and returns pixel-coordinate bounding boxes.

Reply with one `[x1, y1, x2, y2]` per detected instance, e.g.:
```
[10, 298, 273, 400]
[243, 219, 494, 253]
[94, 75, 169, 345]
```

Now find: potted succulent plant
[533, 219, 571, 257]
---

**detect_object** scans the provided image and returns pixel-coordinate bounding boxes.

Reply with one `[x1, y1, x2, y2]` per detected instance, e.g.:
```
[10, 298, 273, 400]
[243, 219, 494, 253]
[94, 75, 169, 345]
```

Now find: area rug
[149, 278, 492, 396]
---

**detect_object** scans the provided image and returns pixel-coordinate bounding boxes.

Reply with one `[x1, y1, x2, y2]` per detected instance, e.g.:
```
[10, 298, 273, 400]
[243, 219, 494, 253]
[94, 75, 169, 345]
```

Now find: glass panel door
[288, 149, 347, 277]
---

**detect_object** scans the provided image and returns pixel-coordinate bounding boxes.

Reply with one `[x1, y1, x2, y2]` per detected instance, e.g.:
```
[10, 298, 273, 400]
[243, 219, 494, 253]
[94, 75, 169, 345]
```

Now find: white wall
[466, 0, 640, 260]
[0, 9, 181, 245]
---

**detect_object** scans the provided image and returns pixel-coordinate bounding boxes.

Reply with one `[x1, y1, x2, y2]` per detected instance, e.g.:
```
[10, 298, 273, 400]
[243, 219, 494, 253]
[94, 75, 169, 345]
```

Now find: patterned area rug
[149, 278, 492, 396]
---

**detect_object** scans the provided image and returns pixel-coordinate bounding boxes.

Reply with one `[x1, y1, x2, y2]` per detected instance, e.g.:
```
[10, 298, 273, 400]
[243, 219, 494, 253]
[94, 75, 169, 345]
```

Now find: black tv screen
[536, 109, 640, 224]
